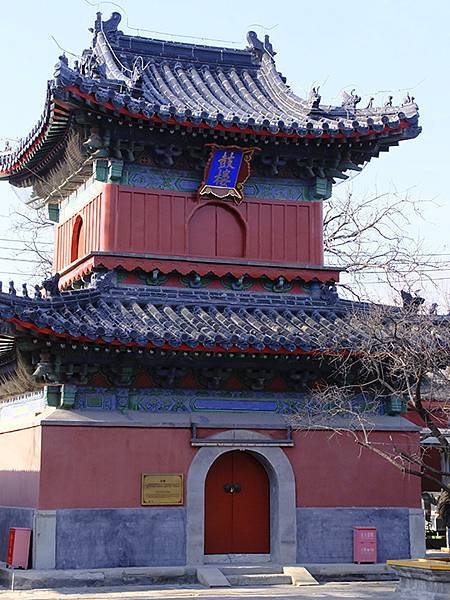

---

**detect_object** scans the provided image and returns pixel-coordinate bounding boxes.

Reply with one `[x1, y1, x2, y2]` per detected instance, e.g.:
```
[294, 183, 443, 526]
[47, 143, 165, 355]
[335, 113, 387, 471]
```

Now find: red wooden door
[204, 451, 270, 554]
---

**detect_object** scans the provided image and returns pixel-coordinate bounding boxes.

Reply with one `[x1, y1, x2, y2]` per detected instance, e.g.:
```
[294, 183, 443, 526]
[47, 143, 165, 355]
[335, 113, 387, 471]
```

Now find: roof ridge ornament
[90, 270, 118, 291]
[246, 31, 276, 60]
[41, 273, 61, 297]
[402, 92, 417, 106]
[342, 89, 361, 110]
[91, 11, 123, 45]
[306, 87, 321, 113]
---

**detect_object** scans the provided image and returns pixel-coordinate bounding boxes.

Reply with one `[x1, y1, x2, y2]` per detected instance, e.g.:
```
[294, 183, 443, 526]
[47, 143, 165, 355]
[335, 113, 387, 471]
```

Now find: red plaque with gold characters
[198, 144, 259, 204]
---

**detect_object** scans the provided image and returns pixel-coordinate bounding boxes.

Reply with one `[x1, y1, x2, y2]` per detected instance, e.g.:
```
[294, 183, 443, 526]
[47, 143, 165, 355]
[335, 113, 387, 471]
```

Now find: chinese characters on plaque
[198, 145, 258, 203]
[141, 473, 184, 506]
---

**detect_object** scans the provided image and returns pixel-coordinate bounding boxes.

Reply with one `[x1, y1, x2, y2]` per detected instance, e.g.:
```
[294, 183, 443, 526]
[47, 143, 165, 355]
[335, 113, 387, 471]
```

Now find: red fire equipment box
[6, 527, 31, 569]
[353, 526, 377, 564]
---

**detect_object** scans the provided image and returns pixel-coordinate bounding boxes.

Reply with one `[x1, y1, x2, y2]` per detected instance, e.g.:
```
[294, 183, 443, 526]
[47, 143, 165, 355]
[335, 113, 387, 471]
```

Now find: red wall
[285, 430, 421, 508]
[38, 425, 420, 509]
[0, 426, 41, 507]
[55, 190, 103, 271]
[54, 184, 324, 274]
[39, 426, 196, 509]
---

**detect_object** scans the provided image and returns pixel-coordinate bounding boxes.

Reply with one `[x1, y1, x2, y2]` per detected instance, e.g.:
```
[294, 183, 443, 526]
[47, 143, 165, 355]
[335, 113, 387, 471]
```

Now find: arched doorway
[204, 450, 270, 555]
[186, 430, 297, 565]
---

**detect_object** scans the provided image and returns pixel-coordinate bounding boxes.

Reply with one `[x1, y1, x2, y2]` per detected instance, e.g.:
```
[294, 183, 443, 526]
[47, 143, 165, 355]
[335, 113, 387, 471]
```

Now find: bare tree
[323, 189, 449, 301]
[6, 132, 88, 283]
[293, 301, 450, 492]
[11, 205, 53, 279]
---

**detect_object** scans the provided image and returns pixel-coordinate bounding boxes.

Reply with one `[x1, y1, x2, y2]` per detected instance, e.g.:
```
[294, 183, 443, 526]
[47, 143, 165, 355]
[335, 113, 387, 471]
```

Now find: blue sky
[0, 0, 448, 304]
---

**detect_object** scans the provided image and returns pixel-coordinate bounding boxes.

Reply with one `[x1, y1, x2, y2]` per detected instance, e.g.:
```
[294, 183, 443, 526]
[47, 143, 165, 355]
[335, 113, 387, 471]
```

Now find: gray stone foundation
[296, 507, 424, 563]
[0, 505, 424, 569]
[56, 508, 186, 569]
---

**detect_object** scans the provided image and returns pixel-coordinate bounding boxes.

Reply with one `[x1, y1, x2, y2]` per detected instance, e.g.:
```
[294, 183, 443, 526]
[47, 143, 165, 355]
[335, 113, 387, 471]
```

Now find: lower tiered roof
[0, 275, 367, 356]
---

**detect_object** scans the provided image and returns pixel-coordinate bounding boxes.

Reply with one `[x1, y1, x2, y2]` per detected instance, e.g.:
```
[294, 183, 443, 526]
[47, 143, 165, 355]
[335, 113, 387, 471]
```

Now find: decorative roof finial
[342, 89, 361, 110]
[246, 30, 276, 57]
[8, 281, 16, 295]
[384, 95, 393, 107]
[42, 273, 61, 297]
[247, 31, 265, 55]
[90, 270, 118, 290]
[92, 12, 122, 44]
[400, 289, 424, 310]
[320, 282, 339, 305]
[402, 92, 416, 106]
[264, 34, 275, 56]
[307, 87, 321, 111]
[429, 303, 438, 316]
[366, 97, 374, 109]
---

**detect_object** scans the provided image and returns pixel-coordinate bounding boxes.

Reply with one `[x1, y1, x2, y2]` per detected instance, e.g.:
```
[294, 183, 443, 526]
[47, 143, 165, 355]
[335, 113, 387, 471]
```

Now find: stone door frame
[186, 430, 297, 565]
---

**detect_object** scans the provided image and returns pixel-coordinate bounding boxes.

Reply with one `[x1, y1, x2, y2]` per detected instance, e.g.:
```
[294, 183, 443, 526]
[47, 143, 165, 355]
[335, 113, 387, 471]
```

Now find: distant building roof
[0, 12, 420, 184]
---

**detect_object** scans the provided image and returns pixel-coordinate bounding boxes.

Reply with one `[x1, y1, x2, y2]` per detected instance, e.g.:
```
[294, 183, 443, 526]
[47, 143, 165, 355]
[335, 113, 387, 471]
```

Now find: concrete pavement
[0, 563, 395, 590]
[0, 582, 398, 599]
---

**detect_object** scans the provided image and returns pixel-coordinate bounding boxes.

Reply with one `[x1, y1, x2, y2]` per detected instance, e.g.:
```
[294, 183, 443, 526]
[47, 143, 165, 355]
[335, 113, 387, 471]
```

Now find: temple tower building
[0, 13, 423, 569]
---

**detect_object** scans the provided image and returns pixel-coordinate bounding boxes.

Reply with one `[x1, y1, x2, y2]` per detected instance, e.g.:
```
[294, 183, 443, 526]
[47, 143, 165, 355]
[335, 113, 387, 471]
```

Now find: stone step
[205, 553, 271, 564]
[226, 573, 293, 586]
[197, 567, 231, 588]
[220, 564, 283, 576]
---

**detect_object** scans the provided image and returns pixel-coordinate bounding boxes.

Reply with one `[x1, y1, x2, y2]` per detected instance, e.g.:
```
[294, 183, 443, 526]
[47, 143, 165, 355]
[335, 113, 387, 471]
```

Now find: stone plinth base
[388, 560, 450, 600]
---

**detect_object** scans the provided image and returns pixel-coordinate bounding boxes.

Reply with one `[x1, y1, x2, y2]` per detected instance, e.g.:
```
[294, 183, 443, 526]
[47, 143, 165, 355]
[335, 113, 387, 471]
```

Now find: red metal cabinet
[353, 527, 377, 564]
[6, 527, 31, 569]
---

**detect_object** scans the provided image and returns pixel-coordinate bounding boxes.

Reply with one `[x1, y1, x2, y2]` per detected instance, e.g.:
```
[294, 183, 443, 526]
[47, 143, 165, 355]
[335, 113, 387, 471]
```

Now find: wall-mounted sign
[198, 145, 259, 204]
[141, 473, 184, 506]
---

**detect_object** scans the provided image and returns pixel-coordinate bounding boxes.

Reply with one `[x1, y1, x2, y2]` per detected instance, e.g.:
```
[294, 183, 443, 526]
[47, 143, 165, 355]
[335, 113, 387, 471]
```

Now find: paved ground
[0, 582, 398, 599]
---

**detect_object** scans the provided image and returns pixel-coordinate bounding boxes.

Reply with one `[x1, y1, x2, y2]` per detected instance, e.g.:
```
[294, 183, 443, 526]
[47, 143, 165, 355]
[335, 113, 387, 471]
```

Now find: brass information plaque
[141, 473, 184, 506]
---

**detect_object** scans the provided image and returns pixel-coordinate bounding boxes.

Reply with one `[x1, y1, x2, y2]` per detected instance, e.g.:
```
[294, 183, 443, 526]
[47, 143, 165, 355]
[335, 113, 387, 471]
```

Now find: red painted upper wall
[39, 426, 196, 509]
[0, 426, 41, 507]
[285, 430, 421, 508]
[38, 425, 420, 509]
[54, 183, 325, 279]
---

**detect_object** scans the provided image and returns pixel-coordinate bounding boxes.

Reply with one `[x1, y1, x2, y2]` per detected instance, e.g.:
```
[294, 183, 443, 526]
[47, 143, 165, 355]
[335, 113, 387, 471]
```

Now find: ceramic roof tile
[0, 12, 420, 180]
[0, 282, 369, 353]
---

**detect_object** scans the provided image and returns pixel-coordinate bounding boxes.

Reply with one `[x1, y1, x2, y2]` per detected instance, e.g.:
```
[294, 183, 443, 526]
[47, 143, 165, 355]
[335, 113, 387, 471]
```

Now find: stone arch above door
[186, 430, 297, 565]
[187, 202, 246, 258]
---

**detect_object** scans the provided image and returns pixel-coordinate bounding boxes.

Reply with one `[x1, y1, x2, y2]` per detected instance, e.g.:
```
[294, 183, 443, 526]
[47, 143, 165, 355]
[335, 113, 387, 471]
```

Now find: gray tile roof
[65, 19, 420, 136]
[0, 282, 365, 353]
[0, 12, 420, 181]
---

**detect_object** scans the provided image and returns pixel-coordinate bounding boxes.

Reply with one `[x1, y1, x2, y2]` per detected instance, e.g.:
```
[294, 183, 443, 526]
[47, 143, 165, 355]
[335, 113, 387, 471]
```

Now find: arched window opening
[71, 215, 84, 263]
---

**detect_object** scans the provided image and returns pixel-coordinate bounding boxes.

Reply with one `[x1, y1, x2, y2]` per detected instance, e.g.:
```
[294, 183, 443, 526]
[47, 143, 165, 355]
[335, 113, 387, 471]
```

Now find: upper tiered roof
[0, 12, 420, 185]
